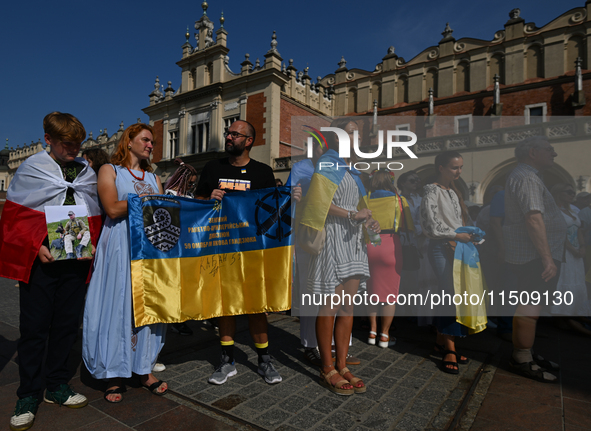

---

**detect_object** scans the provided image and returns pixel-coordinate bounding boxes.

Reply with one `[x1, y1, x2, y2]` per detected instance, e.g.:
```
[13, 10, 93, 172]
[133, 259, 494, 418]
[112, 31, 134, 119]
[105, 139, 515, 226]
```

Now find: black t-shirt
[195, 157, 276, 197]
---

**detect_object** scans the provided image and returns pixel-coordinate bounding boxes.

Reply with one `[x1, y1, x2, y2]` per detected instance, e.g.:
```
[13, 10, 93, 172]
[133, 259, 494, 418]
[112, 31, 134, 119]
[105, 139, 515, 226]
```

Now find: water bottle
[368, 227, 381, 247]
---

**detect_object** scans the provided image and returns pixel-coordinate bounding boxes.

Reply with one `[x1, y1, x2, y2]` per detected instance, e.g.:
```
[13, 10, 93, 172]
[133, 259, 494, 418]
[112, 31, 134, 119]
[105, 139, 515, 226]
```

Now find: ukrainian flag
[453, 226, 488, 334]
[128, 188, 293, 327]
[299, 149, 367, 232]
[367, 190, 415, 232]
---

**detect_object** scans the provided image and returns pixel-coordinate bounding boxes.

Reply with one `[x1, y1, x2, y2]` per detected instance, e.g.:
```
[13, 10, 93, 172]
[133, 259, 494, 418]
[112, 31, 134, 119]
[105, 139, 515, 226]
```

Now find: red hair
[111, 123, 155, 172]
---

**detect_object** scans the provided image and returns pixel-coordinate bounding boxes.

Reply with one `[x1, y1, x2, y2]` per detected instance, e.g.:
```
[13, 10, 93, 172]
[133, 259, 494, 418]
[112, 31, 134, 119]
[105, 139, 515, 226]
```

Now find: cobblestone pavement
[1, 275, 589, 431]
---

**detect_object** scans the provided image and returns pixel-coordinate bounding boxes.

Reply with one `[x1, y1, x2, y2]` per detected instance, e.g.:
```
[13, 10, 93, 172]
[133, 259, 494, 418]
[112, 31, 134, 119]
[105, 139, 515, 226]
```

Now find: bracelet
[348, 210, 362, 226]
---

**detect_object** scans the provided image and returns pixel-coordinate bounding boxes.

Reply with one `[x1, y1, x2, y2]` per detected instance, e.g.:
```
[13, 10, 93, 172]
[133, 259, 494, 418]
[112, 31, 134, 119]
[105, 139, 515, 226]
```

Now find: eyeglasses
[562, 190, 575, 196]
[224, 131, 251, 139]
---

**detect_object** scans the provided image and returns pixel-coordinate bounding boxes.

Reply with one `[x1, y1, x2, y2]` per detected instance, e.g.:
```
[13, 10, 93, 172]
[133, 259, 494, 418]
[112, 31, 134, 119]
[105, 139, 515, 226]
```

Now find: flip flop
[104, 386, 126, 403]
[143, 380, 168, 396]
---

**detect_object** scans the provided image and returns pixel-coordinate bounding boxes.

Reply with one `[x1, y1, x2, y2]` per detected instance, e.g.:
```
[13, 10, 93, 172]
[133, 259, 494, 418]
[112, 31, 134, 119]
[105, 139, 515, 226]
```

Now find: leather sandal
[441, 350, 460, 375]
[531, 352, 559, 371]
[338, 367, 366, 393]
[319, 369, 354, 396]
[104, 386, 126, 403]
[509, 357, 557, 383]
[434, 343, 468, 364]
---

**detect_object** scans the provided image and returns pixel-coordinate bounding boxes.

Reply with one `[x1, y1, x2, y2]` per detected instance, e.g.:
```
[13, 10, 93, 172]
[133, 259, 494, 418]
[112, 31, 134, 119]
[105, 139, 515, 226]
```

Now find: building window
[525, 103, 547, 124]
[168, 131, 178, 158]
[454, 115, 472, 134]
[188, 112, 211, 154]
[224, 116, 239, 135]
[526, 44, 544, 79]
[396, 124, 411, 142]
[397, 76, 409, 104]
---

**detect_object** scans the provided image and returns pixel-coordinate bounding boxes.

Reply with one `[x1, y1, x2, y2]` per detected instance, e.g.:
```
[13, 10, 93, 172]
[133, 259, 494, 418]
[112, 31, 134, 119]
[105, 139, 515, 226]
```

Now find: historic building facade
[143, 1, 591, 203]
[4, 2, 590, 209]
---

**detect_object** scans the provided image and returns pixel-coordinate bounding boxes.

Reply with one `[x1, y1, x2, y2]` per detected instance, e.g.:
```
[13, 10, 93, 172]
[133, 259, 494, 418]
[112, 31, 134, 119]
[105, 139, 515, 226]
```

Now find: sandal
[441, 350, 460, 375]
[368, 331, 377, 345]
[509, 357, 557, 383]
[104, 386, 126, 403]
[378, 333, 396, 349]
[338, 367, 366, 393]
[143, 380, 168, 396]
[319, 369, 354, 396]
[433, 343, 468, 364]
[531, 352, 559, 371]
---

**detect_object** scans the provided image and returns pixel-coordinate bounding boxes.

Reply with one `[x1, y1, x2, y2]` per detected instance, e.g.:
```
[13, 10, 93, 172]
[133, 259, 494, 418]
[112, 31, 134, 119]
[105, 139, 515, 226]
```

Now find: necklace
[127, 167, 145, 181]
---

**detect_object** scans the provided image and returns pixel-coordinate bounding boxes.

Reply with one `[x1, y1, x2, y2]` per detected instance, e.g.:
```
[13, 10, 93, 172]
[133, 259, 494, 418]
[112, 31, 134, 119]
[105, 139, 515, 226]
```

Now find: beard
[225, 140, 247, 156]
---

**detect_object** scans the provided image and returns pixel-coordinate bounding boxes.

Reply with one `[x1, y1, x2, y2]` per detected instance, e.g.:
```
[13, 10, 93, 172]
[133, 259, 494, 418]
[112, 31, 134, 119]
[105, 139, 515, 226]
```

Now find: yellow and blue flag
[453, 226, 488, 334]
[299, 149, 367, 232]
[128, 187, 293, 327]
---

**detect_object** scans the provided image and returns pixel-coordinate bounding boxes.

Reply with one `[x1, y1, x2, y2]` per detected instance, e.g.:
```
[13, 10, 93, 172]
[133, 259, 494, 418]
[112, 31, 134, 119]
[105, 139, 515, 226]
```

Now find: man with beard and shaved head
[195, 119, 300, 385]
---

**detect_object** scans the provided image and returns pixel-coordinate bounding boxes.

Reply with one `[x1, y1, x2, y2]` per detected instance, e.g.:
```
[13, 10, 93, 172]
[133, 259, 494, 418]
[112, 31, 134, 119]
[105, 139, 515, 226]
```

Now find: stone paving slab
[156, 315, 485, 431]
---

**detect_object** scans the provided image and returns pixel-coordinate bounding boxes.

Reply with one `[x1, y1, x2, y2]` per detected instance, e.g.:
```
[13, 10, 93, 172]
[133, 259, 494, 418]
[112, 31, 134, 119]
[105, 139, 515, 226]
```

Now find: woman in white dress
[550, 183, 591, 334]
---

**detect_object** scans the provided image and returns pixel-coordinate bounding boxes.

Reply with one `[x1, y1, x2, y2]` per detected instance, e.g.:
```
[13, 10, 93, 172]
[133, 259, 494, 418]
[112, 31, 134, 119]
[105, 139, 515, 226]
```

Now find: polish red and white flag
[0, 151, 102, 282]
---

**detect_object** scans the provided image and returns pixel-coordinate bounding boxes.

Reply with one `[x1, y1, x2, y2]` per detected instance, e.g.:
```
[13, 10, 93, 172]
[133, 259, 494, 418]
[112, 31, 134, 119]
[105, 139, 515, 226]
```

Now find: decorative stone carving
[547, 124, 574, 138]
[346, 72, 355, 81]
[454, 43, 465, 53]
[396, 58, 406, 66]
[509, 8, 520, 19]
[374, 64, 383, 72]
[492, 30, 505, 42]
[388, 46, 395, 55]
[449, 137, 468, 149]
[570, 10, 587, 24]
[505, 128, 543, 143]
[523, 24, 538, 34]
[338, 56, 347, 69]
[477, 133, 499, 146]
[266, 30, 280, 56]
[428, 48, 439, 60]
[441, 23, 453, 40]
[417, 141, 443, 153]
[224, 101, 239, 111]
[428, 88, 434, 116]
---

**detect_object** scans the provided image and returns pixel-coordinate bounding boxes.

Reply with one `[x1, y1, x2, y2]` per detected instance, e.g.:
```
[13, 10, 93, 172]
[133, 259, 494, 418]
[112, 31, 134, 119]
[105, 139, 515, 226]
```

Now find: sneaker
[153, 362, 166, 372]
[43, 384, 88, 408]
[258, 355, 282, 384]
[208, 355, 237, 385]
[171, 322, 193, 336]
[303, 347, 322, 367]
[65, 253, 75, 259]
[10, 397, 38, 431]
[75, 244, 84, 259]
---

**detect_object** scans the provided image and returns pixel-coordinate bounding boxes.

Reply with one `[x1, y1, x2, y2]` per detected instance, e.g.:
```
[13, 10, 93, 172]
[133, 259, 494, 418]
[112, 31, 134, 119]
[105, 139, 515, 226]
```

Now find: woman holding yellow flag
[301, 118, 379, 395]
[420, 151, 485, 374]
[366, 169, 414, 348]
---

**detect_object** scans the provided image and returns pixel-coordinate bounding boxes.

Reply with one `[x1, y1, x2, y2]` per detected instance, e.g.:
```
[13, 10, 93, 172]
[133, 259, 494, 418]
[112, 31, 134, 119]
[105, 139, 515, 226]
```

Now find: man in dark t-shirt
[196, 120, 282, 385]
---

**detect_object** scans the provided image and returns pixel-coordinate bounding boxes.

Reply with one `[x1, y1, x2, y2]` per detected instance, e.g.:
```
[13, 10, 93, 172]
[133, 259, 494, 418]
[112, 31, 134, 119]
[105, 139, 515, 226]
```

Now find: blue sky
[0, 0, 579, 150]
